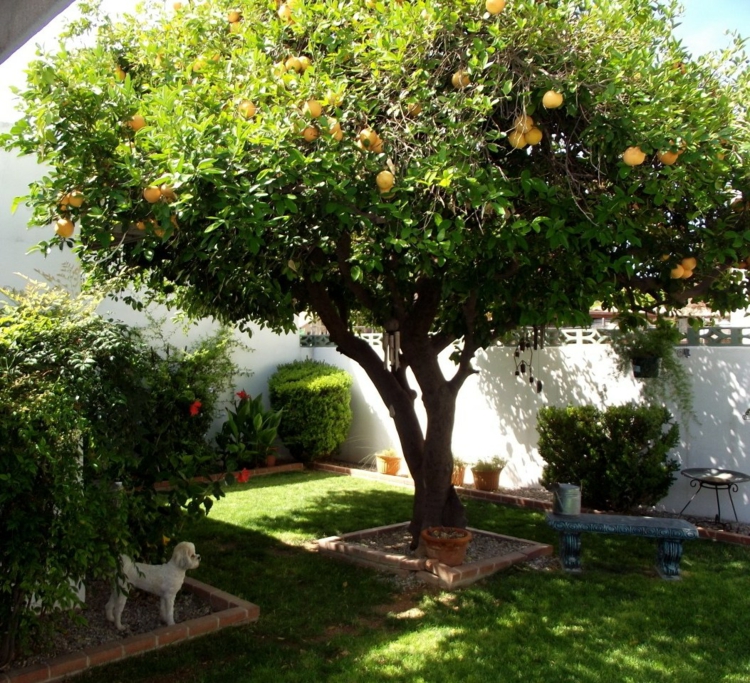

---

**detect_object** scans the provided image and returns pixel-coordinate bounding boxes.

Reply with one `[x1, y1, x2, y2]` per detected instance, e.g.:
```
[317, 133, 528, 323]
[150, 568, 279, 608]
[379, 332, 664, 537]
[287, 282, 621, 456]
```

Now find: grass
[74, 471, 750, 683]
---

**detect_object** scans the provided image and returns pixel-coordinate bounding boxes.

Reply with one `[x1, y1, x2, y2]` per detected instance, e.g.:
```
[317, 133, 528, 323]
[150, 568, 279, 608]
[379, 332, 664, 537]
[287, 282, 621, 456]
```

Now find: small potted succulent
[451, 456, 468, 487]
[374, 448, 401, 476]
[471, 456, 507, 492]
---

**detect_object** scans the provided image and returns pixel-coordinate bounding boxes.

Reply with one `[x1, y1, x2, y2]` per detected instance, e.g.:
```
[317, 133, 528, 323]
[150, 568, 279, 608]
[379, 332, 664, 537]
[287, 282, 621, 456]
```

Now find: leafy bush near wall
[0, 282, 237, 667]
[269, 359, 352, 462]
[538, 404, 680, 513]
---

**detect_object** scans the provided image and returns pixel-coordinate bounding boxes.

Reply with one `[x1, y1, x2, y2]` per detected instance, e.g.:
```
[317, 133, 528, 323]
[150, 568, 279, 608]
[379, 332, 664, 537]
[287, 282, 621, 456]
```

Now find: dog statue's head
[171, 541, 201, 571]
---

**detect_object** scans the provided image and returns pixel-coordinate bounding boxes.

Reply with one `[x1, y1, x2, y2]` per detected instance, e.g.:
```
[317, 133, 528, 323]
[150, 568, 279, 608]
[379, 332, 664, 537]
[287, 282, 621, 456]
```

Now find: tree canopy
[4, 0, 750, 539]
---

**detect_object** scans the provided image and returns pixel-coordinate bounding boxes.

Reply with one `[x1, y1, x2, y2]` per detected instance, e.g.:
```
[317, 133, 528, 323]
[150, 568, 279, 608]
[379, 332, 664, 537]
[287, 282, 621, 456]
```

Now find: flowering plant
[216, 391, 283, 470]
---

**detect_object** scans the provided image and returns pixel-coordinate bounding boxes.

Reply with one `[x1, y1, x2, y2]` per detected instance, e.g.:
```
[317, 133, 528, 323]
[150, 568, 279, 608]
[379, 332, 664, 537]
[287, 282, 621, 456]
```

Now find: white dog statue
[105, 541, 201, 630]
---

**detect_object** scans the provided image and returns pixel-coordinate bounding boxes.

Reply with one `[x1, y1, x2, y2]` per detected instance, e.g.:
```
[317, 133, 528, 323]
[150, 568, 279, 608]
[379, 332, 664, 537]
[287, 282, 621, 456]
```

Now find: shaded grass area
[76, 471, 750, 683]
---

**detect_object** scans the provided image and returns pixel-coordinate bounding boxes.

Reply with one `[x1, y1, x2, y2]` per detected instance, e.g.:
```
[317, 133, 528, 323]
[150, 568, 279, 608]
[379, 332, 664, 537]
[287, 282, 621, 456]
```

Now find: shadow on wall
[659, 347, 750, 518]
[472, 342, 637, 488]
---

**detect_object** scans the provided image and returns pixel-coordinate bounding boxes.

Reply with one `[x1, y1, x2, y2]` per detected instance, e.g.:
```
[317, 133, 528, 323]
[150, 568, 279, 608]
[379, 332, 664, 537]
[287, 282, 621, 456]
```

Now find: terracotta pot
[265, 454, 277, 468]
[451, 466, 466, 487]
[472, 468, 500, 491]
[420, 526, 472, 566]
[376, 455, 401, 476]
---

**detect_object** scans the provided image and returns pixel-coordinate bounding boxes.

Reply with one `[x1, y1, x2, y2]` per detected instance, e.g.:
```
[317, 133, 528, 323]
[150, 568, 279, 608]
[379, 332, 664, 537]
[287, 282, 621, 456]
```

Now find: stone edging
[311, 462, 750, 546]
[1, 579, 259, 683]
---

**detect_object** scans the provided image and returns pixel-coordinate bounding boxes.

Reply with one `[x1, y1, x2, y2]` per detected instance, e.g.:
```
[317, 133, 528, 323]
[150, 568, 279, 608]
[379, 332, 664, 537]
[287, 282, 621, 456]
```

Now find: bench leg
[558, 532, 582, 572]
[656, 539, 684, 580]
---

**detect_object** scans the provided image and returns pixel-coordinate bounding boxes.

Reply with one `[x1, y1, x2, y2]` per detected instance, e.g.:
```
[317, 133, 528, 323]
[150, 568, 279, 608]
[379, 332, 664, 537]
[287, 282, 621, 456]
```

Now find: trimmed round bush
[269, 360, 353, 462]
[538, 403, 680, 513]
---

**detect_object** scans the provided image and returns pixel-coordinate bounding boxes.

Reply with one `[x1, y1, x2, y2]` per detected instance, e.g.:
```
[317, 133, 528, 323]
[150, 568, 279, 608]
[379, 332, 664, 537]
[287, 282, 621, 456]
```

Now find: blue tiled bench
[546, 513, 699, 580]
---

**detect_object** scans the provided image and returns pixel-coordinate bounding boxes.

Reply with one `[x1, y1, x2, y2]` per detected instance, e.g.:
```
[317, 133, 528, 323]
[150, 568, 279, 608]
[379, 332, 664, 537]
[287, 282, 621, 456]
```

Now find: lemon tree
[4, 0, 750, 543]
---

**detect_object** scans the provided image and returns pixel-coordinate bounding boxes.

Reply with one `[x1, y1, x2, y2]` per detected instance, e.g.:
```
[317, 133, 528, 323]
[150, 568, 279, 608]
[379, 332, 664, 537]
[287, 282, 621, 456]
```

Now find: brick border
[318, 521, 553, 590]
[2, 579, 259, 683]
[312, 462, 750, 546]
[154, 463, 304, 490]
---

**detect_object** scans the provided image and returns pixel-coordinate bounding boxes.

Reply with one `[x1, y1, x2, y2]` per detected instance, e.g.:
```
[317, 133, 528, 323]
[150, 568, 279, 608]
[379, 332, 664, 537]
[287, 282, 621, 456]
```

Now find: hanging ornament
[512, 326, 545, 394]
[383, 318, 400, 371]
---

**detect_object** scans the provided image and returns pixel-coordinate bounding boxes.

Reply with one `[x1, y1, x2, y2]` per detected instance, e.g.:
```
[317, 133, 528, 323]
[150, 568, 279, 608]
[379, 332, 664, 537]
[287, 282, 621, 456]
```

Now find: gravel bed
[10, 579, 211, 671]
[358, 527, 532, 564]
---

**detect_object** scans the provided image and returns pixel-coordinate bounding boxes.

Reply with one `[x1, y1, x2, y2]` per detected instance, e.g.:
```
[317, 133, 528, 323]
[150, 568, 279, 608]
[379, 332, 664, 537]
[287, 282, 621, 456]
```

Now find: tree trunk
[305, 281, 472, 548]
[322, 328, 467, 548]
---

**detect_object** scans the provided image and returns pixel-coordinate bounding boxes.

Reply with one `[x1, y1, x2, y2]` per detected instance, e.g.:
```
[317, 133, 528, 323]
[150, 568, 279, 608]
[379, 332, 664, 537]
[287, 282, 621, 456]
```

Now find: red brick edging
[154, 463, 304, 490]
[312, 462, 750, 547]
[318, 521, 552, 589]
[1, 579, 259, 683]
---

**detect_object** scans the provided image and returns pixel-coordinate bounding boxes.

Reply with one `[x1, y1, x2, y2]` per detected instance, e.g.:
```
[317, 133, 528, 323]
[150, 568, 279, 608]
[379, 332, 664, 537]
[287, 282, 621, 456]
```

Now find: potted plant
[374, 448, 401, 476]
[610, 318, 693, 421]
[215, 390, 283, 472]
[471, 456, 507, 491]
[420, 526, 472, 566]
[265, 447, 278, 468]
[451, 456, 468, 487]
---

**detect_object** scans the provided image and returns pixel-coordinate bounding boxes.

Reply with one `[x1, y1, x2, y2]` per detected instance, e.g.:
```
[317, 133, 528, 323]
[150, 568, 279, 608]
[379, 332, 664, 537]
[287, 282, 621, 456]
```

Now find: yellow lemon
[304, 99, 323, 117]
[376, 170, 395, 192]
[143, 186, 162, 203]
[302, 126, 319, 142]
[525, 127, 543, 145]
[278, 3, 293, 23]
[514, 114, 534, 134]
[658, 150, 679, 165]
[452, 70, 470, 89]
[681, 256, 697, 271]
[542, 90, 564, 109]
[55, 217, 75, 238]
[508, 131, 527, 149]
[485, 0, 506, 14]
[622, 146, 646, 166]
[128, 114, 146, 131]
[238, 100, 256, 118]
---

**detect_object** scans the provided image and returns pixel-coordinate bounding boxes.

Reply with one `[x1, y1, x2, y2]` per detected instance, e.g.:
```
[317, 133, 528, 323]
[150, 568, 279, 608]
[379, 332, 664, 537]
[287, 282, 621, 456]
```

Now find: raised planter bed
[1, 579, 259, 683]
[318, 522, 552, 590]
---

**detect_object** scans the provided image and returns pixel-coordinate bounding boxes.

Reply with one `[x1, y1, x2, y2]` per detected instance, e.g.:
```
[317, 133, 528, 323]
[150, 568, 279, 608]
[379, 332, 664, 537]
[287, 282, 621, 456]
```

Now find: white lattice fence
[300, 327, 750, 348]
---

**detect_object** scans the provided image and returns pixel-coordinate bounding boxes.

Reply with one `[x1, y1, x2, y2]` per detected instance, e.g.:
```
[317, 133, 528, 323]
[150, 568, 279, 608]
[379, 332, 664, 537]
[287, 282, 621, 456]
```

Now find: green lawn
[77, 471, 750, 683]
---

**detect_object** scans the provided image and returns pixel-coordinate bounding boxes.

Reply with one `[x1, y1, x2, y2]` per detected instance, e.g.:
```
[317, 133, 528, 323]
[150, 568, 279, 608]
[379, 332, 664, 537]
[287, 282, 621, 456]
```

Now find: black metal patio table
[679, 468, 750, 523]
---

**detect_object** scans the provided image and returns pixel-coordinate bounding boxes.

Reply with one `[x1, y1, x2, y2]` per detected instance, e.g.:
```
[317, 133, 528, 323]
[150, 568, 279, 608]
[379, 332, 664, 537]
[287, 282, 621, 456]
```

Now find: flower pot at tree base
[376, 455, 401, 476]
[420, 527, 473, 566]
[472, 469, 500, 491]
[451, 466, 466, 487]
[265, 454, 277, 467]
[631, 356, 660, 378]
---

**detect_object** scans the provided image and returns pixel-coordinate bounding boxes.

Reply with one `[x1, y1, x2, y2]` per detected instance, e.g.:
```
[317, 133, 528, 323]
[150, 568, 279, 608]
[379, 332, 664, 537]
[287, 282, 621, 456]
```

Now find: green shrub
[538, 404, 680, 513]
[0, 282, 237, 667]
[269, 360, 352, 462]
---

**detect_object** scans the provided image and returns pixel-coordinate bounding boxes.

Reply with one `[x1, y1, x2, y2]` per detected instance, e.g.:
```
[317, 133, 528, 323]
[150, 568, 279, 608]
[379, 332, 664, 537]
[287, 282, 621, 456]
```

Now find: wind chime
[513, 325, 544, 394]
[383, 318, 400, 371]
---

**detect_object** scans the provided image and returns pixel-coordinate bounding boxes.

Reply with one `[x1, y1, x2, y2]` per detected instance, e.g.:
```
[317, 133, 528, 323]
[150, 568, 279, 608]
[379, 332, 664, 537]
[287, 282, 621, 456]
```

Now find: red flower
[236, 468, 251, 483]
[189, 400, 202, 416]
[236, 390, 250, 401]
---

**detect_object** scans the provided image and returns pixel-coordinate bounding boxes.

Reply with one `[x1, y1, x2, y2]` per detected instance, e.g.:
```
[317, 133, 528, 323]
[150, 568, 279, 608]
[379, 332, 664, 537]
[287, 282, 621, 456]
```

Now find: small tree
[3, 0, 750, 546]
